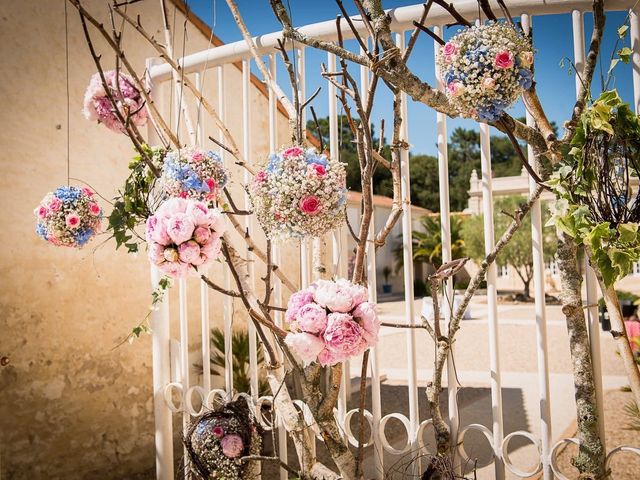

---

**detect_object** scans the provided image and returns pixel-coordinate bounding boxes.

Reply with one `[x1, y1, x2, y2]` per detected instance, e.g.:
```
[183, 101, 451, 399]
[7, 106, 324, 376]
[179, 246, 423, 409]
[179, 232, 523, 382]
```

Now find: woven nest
[184, 399, 263, 480]
[579, 130, 640, 227]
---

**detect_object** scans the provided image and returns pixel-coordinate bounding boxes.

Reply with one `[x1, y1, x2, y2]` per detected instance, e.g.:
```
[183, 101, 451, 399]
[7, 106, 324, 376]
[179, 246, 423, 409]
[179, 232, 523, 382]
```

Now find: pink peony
[193, 226, 211, 245]
[220, 434, 244, 458]
[89, 203, 101, 216]
[299, 195, 322, 216]
[178, 240, 201, 263]
[156, 197, 188, 218]
[166, 213, 195, 245]
[48, 197, 62, 212]
[518, 51, 534, 67]
[36, 205, 48, 219]
[65, 212, 80, 229]
[282, 146, 304, 158]
[296, 303, 328, 334]
[146, 216, 171, 246]
[318, 348, 344, 367]
[201, 237, 222, 259]
[494, 50, 514, 69]
[148, 243, 165, 265]
[185, 201, 210, 226]
[285, 290, 315, 323]
[353, 301, 380, 346]
[442, 42, 458, 57]
[205, 210, 226, 234]
[163, 248, 179, 263]
[446, 81, 465, 97]
[313, 279, 361, 313]
[323, 313, 366, 357]
[482, 77, 496, 90]
[285, 332, 325, 365]
[336, 278, 368, 306]
[158, 261, 189, 278]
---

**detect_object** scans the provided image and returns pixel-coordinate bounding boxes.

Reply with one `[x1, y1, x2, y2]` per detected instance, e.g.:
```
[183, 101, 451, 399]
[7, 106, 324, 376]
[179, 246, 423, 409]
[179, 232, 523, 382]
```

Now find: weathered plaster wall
[0, 1, 295, 478]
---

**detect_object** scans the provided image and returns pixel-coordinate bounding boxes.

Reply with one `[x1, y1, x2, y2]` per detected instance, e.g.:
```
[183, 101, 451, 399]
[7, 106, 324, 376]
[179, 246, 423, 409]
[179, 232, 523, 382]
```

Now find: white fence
[146, 1, 640, 479]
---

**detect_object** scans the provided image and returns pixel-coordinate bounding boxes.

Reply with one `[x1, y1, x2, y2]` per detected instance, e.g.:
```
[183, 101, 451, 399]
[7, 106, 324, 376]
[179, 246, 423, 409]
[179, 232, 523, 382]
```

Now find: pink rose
[482, 77, 496, 90]
[48, 198, 62, 212]
[494, 50, 514, 69]
[191, 151, 204, 162]
[148, 243, 165, 265]
[299, 195, 322, 216]
[323, 313, 365, 357]
[158, 261, 189, 278]
[89, 203, 101, 216]
[318, 348, 344, 367]
[193, 226, 211, 245]
[313, 279, 358, 313]
[163, 248, 179, 263]
[353, 301, 380, 346]
[166, 213, 195, 245]
[296, 303, 328, 334]
[285, 332, 325, 365]
[36, 205, 48, 219]
[519, 51, 534, 67]
[178, 240, 201, 263]
[201, 237, 222, 259]
[308, 164, 326, 176]
[212, 426, 224, 438]
[65, 212, 81, 229]
[81, 186, 94, 197]
[442, 42, 458, 57]
[285, 290, 315, 323]
[282, 146, 304, 158]
[446, 81, 465, 97]
[220, 434, 244, 458]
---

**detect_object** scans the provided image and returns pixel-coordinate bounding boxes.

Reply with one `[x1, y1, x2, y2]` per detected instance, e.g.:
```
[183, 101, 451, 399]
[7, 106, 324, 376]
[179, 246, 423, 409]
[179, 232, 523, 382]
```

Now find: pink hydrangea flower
[285, 290, 315, 323]
[353, 301, 380, 346]
[299, 195, 322, 216]
[296, 303, 328, 334]
[166, 213, 195, 245]
[178, 240, 201, 263]
[285, 332, 325, 365]
[494, 50, 514, 69]
[282, 146, 304, 158]
[323, 313, 365, 357]
[65, 212, 81, 229]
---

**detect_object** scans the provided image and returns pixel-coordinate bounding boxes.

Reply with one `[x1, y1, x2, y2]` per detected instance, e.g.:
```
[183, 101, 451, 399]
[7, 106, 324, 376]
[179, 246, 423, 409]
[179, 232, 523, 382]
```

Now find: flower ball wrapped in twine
[185, 399, 262, 480]
[34, 186, 102, 248]
[250, 146, 347, 240]
[145, 197, 226, 278]
[160, 148, 229, 202]
[83, 70, 148, 133]
[284, 278, 380, 366]
[436, 22, 534, 122]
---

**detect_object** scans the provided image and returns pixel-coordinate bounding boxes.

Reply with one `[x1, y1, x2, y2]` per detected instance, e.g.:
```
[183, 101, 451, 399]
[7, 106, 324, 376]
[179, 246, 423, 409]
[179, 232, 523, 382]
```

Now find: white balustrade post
[146, 57, 174, 480]
[479, 122, 505, 479]
[631, 7, 640, 113]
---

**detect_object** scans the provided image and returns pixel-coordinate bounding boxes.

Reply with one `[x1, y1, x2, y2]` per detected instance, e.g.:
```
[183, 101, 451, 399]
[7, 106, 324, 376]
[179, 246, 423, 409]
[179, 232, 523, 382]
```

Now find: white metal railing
[146, 1, 640, 479]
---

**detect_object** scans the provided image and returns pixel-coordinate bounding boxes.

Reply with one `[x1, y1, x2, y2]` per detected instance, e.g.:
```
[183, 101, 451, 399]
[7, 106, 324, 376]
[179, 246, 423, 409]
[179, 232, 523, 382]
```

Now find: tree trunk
[555, 230, 605, 479]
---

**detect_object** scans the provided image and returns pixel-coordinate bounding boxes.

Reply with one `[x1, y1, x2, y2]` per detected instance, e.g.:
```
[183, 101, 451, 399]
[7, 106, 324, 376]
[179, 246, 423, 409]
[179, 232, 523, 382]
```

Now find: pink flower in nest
[494, 50, 514, 69]
[299, 195, 322, 216]
[220, 434, 244, 458]
[282, 146, 304, 158]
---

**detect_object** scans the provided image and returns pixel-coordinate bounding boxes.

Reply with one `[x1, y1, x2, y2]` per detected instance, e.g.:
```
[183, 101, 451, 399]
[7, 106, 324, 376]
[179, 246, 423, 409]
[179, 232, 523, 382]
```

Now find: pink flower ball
[442, 42, 458, 57]
[178, 240, 201, 263]
[296, 303, 328, 334]
[494, 50, 514, 69]
[65, 212, 81, 229]
[285, 332, 326, 365]
[166, 213, 195, 245]
[193, 226, 211, 245]
[89, 203, 101, 216]
[353, 301, 380, 346]
[323, 312, 365, 358]
[220, 434, 244, 458]
[285, 290, 315, 323]
[299, 195, 322, 216]
[282, 146, 304, 158]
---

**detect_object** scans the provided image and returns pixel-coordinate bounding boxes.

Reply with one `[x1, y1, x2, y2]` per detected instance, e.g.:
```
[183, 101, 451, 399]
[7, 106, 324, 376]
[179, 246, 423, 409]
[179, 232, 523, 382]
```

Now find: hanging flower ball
[160, 148, 229, 202]
[34, 186, 102, 248]
[249, 146, 347, 240]
[436, 22, 534, 122]
[145, 197, 226, 278]
[83, 70, 148, 133]
[185, 399, 262, 480]
[284, 278, 379, 366]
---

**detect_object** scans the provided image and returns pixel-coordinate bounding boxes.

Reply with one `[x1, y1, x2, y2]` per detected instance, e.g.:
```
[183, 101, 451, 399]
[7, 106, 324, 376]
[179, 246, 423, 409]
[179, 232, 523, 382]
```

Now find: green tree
[461, 195, 556, 299]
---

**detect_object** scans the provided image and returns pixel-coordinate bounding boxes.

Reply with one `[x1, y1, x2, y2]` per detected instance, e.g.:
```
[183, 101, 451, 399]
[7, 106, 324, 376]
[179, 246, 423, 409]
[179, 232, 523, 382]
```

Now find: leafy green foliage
[623, 400, 640, 431]
[462, 195, 556, 298]
[108, 145, 165, 253]
[210, 328, 269, 396]
[548, 91, 640, 286]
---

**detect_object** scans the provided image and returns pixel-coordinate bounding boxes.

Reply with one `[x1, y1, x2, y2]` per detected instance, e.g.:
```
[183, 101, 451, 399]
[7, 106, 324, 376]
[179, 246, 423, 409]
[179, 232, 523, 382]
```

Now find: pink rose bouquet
[284, 278, 379, 366]
[145, 197, 225, 278]
[436, 22, 534, 122]
[160, 147, 229, 202]
[249, 146, 347, 240]
[83, 70, 148, 133]
[34, 186, 102, 248]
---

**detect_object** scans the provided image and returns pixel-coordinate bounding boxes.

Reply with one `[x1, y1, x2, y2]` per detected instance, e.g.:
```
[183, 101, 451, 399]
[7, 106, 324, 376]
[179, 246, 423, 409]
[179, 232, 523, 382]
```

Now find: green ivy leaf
[618, 223, 639, 244]
[618, 47, 633, 64]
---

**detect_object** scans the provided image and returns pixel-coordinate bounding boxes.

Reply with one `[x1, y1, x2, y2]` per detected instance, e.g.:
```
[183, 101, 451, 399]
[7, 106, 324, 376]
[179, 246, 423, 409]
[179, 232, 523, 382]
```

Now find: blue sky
[181, 1, 635, 156]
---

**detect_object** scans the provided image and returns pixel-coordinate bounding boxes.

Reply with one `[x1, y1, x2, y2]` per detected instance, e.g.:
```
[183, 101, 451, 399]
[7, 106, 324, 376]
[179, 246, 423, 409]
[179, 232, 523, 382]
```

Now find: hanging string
[64, 0, 71, 186]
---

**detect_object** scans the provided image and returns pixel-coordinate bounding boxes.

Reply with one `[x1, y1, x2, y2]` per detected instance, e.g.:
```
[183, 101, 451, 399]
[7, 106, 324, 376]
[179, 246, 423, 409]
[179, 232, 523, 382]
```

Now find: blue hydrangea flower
[305, 150, 328, 167]
[206, 151, 223, 163]
[517, 69, 533, 90]
[183, 174, 206, 192]
[75, 227, 94, 246]
[267, 154, 283, 173]
[443, 70, 457, 85]
[54, 186, 82, 203]
[36, 223, 48, 239]
[477, 104, 503, 122]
